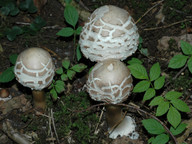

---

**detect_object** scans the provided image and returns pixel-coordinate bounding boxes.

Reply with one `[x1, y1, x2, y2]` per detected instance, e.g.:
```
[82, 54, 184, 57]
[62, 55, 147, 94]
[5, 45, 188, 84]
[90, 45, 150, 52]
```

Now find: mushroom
[79, 5, 139, 62]
[0, 88, 12, 102]
[14, 47, 55, 111]
[86, 59, 139, 139]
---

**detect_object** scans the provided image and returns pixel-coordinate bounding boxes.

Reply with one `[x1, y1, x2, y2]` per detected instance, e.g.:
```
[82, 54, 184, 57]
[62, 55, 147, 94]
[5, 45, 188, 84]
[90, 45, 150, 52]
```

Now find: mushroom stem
[105, 104, 123, 129]
[32, 90, 46, 111]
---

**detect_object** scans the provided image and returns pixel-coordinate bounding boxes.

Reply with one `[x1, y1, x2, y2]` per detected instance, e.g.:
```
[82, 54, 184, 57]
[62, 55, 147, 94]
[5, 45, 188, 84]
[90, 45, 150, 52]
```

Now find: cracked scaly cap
[86, 59, 133, 104]
[14, 47, 55, 90]
[79, 5, 139, 62]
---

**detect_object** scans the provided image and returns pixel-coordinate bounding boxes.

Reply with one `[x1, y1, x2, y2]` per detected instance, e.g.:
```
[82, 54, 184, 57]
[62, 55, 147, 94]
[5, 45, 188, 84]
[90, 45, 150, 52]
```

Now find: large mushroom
[86, 59, 139, 139]
[14, 47, 55, 111]
[79, 5, 139, 62]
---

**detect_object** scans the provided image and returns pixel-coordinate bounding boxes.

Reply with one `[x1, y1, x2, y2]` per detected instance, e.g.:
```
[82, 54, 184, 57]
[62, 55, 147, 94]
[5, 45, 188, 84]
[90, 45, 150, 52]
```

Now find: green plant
[50, 58, 87, 100]
[56, 0, 82, 61]
[3, 16, 46, 41]
[0, 0, 37, 16]
[0, 54, 17, 82]
[138, 37, 149, 56]
[168, 40, 192, 73]
[127, 57, 190, 144]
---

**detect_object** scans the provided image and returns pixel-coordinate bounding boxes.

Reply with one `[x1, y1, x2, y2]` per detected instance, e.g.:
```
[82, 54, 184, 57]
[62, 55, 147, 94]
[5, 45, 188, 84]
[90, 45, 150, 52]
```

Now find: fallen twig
[51, 109, 60, 144]
[2, 119, 31, 144]
[144, 18, 192, 31]
[136, 0, 164, 24]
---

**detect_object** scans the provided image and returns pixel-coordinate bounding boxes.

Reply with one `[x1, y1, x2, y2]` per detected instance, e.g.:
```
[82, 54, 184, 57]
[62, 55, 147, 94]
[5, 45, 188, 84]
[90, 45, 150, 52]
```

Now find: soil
[0, 0, 192, 144]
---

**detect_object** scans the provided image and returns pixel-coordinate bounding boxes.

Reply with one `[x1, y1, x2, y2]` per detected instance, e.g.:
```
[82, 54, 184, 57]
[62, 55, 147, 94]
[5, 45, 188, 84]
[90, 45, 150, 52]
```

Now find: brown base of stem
[105, 104, 123, 128]
[32, 90, 46, 111]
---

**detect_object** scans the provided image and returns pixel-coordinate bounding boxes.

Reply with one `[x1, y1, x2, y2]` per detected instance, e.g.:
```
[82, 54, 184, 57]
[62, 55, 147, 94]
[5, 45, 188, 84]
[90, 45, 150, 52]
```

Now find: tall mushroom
[79, 5, 139, 62]
[86, 59, 139, 139]
[14, 47, 55, 111]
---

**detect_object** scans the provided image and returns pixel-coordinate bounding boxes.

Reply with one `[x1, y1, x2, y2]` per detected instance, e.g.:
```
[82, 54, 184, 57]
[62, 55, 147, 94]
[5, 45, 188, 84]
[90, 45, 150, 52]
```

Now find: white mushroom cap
[14, 48, 55, 90]
[86, 59, 133, 104]
[109, 116, 139, 139]
[79, 5, 139, 62]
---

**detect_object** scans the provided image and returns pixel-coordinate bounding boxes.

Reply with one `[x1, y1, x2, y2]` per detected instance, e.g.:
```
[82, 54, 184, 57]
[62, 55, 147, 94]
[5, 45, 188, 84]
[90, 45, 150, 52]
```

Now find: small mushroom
[79, 5, 139, 62]
[0, 88, 12, 102]
[86, 59, 139, 139]
[14, 47, 55, 111]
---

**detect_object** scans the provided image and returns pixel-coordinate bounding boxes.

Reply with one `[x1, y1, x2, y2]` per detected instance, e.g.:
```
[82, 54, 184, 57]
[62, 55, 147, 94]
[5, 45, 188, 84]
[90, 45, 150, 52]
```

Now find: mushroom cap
[86, 59, 133, 104]
[79, 5, 139, 62]
[14, 47, 55, 90]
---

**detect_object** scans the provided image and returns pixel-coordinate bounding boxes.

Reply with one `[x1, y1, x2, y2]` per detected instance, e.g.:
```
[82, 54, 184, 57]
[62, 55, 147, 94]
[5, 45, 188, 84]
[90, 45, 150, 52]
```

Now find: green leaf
[143, 88, 156, 101]
[76, 44, 82, 61]
[67, 69, 76, 80]
[56, 67, 63, 74]
[167, 106, 181, 128]
[152, 134, 169, 144]
[9, 54, 18, 65]
[154, 76, 165, 90]
[127, 58, 143, 65]
[156, 101, 170, 116]
[64, 0, 72, 4]
[75, 26, 82, 35]
[168, 54, 188, 69]
[170, 123, 187, 136]
[150, 63, 161, 81]
[128, 64, 148, 79]
[6, 26, 23, 41]
[30, 16, 46, 31]
[19, 0, 37, 13]
[0, 66, 15, 82]
[61, 74, 68, 81]
[180, 40, 192, 55]
[165, 91, 182, 100]
[10, 7, 19, 16]
[62, 59, 70, 69]
[133, 80, 150, 93]
[50, 88, 58, 100]
[70, 63, 87, 72]
[56, 27, 74, 37]
[0, 7, 10, 15]
[142, 119, 165, 134]
[148, 137, 155, 144]
[187, 56, 192, 74]
[149, 96, 164, 106]
[55, 80, 65, 93]
[64, 5, 78, 27]
[171, 99, 190, 112]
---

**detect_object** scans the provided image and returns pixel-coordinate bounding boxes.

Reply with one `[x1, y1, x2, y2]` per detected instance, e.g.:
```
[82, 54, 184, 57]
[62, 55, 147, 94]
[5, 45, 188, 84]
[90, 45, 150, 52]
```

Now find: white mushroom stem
[106, 105, 139, 139]
[32, 90, 46, 110]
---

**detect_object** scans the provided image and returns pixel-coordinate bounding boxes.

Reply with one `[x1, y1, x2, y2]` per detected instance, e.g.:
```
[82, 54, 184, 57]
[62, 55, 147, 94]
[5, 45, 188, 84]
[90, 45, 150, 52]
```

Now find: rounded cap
[14, 47, 55, 90]
[79, 5, 139, 62]
[86, 59, 133, 104]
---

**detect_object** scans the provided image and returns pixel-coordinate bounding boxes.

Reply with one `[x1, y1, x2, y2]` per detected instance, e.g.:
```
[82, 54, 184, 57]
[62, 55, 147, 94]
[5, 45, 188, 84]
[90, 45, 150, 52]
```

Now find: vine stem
[76, 103, 178, 144]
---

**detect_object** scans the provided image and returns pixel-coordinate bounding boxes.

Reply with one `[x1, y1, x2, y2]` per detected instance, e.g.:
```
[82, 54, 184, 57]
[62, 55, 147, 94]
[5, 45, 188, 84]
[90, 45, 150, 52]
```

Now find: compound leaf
[171, 99, 190, 112]
[143, 88, 156, 101]
[180, 40, 192, 55]
[133, 80, 150, 93]
[128, 64, 148, 79]
[150, 62, 161, 81]
[167, 106, 181, 128]
[168, 54, 188, 69]
[142, 119, 165, 134]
